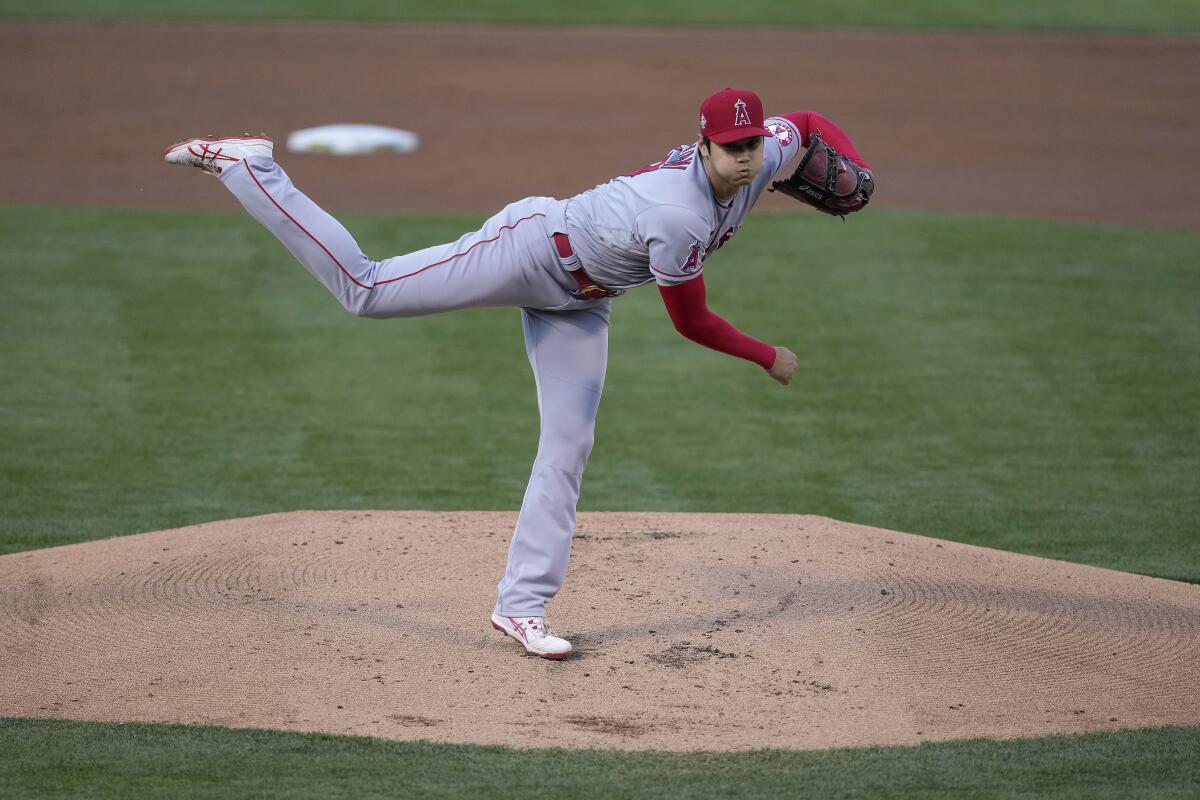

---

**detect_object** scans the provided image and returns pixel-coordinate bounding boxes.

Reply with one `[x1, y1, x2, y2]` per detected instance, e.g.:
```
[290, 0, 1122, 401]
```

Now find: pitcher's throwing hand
[769, 347, 799, 386]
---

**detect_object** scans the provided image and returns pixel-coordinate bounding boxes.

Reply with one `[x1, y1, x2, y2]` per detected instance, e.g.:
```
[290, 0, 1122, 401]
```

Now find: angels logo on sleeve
[767, 120, 794, 146]
[681, 241, 705, 274]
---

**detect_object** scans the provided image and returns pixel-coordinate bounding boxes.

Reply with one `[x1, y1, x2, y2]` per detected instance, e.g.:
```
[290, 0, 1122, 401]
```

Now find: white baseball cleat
[490, 614, 573, 660]
[163, 134, 273, 176]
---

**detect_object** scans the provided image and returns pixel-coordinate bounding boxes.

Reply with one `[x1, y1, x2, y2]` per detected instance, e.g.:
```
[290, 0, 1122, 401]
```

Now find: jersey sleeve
[637, 204, 712, 287]
[762, 115, 804, 181]
[775, 111, 870, 168]
[659, 276, 777, 369]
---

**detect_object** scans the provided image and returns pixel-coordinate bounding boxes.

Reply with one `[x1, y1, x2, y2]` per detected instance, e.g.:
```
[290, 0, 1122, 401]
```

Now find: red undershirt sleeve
[658, 275, 777, 369]
[778, 111, 870, 170]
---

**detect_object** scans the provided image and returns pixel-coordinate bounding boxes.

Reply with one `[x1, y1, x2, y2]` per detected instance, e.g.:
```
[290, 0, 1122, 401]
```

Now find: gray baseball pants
[219, 157, 609, 617]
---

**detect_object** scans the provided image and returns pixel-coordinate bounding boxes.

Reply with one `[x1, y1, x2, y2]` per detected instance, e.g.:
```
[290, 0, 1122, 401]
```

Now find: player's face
[701, 136, 764, 198]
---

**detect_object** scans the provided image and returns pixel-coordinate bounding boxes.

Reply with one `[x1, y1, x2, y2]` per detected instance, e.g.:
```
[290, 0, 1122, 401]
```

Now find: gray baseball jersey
[564, 115, 801, 289]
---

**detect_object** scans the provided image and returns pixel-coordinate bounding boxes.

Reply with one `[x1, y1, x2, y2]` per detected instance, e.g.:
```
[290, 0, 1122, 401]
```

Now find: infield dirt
[2, 511, 1198, 751]
[2, 22, 1199, 228]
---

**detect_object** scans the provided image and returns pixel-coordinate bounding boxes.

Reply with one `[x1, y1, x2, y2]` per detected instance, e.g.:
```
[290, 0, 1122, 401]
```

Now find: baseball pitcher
[164, 87, 873, 660]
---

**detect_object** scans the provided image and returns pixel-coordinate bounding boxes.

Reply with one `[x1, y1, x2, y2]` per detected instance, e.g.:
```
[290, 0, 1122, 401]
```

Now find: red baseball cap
[699, 88, 770, 144]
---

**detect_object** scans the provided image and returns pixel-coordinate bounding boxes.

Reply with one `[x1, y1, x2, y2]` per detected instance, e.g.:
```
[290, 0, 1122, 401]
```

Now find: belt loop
[552, 232, 573, 260]
[552, 232, 582, 271]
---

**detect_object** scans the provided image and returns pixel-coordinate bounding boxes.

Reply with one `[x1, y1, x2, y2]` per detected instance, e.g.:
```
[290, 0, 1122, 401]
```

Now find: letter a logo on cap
[734, 99, 751, 127]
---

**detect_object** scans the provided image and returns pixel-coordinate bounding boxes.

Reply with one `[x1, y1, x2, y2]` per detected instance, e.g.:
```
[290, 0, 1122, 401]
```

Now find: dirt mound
[2, 511, 1197, 751]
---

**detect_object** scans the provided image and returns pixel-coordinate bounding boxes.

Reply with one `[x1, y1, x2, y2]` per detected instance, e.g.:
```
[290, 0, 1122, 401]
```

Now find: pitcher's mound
[2, 511, 1198, 751]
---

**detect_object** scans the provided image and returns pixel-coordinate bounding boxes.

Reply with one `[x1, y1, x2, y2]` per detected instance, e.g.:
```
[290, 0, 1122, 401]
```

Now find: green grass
[2, 204, 1197, 582]
[1, 0, 1200, 34]
[1, 718, 1197, 799]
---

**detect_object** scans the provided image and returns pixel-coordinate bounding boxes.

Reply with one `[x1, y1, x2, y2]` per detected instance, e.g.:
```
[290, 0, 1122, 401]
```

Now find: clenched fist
[768, 346, 798, 385]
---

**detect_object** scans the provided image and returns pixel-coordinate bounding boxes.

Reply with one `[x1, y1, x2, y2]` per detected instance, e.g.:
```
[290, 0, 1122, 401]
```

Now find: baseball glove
[769, 132, 874, 217]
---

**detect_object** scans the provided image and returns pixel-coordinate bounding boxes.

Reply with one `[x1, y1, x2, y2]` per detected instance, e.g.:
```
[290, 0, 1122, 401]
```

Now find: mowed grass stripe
[1, 0, 1199, 34]
[0, 718, 1197, 799]
[0, 205, 1197, 583]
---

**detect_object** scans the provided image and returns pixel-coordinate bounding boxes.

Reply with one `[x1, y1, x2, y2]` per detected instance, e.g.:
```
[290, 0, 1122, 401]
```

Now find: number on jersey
[625, 144, 696, 178]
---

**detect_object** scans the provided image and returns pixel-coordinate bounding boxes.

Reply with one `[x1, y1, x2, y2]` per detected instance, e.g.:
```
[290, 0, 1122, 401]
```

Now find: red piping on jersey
[650, 264, 698, 280]
[242, 160, 545, 290]
[659, 275, 776, 369]
[242, 160, 372, 288]
[374, 213, 546, 285]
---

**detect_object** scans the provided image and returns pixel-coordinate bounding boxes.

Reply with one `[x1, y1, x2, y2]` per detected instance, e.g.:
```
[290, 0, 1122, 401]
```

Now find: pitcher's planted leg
[496, 303, 611, 618]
